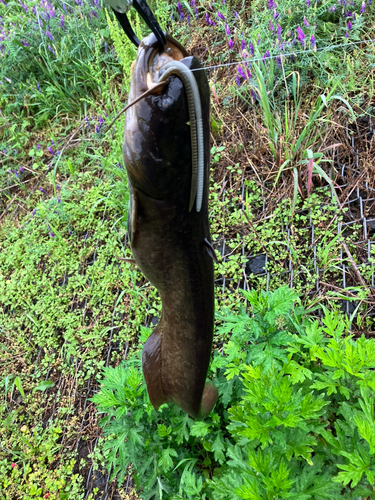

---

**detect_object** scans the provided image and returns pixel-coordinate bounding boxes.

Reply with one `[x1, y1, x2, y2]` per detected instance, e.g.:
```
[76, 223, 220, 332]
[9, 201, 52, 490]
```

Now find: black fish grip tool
[104, 0, 166, 52]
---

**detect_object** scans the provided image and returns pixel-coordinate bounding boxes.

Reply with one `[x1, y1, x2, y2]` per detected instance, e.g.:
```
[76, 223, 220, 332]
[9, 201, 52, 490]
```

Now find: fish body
[122, 34, 217, 418]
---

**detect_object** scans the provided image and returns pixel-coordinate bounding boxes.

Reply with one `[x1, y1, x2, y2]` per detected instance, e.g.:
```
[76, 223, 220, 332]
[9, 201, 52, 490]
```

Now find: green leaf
[32, 380, 54, 394]
[212, 432, 226, 463]
[190, 421, 211, 438]
[14, 376, 25, 398]
[158, 447, 178, 473]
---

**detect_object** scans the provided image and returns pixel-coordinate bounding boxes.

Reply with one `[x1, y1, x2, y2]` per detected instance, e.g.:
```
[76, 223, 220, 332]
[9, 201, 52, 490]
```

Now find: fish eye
[161, 96, 173, 109]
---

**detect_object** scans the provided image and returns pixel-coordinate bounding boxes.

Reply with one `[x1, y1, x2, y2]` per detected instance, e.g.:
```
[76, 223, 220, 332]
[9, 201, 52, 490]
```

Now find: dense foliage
[92, 288, 375, 499]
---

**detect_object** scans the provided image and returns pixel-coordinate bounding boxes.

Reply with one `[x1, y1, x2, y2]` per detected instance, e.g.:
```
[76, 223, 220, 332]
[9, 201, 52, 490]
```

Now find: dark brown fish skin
[122, 33, 217, 418]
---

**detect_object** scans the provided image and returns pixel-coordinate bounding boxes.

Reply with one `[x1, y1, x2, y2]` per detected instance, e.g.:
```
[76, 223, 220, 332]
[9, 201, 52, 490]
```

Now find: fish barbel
[122, 33, 218, 418]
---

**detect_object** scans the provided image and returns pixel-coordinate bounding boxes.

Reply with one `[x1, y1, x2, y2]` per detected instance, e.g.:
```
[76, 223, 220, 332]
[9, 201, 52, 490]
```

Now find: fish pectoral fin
[131, 189, 138, 235]
[203, 238, 219, 262]
[142, 324, 166, 411]
[127, 188, 138, 245]
[115, 256, 137, 265]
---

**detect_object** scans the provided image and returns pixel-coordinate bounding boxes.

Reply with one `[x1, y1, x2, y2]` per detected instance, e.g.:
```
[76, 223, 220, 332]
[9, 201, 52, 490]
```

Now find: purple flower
[225, 23, 230, 35]
[234, 10, 238, 18]
[32, 209, 36, 216]
[347, 20, 352, 30]
[40, 188, 47, 194]
[37, 82, 40, 91]
[268, 0, 276, 8]
[241, 39, 246, 51]
[270, 20, 274, 31]
[360, 1, 366, 12]
[57, 198, 61, 203]
[14, 170, 19, 178]
[187, 13, 190, 26]
[228, 38, 234, 49]
[277, 23, 282, 40]
[345, 31, 349, 37]
[177, 1, 181, 12]
[262, 50, 270, 64]
[19, 166, 24, 173]
[257, 35, 261, 45]
[205, 12, 210, 24]
[49, 232, 55, 238]
[85, 116, 90, 128]
[249, 42, 254, 55]
[46, 30, 53, 41]
[235, 75, 241, 87]
[296, 25, 306, 44]
[310, 34, 316, 47]
[60, 14, 65, 28]
[217, 11, 225, 20]
[96, 115, 104, 133]
[237, 65, 246, 79]
[273, 9, 279, 18]
[251, 89, 259, 101]
[276, 56, 282, 68]
[47, 45, 56, 56]
[0, 0, 7, 5]
[306, 0, 310, 6]
[37, 144, 41, 149]
[303, 16, 309, 26]
[48, 146, 55, 155]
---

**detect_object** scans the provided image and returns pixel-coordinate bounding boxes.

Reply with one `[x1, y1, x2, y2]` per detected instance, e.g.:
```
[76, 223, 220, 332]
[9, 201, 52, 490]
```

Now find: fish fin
[142, 323, 166, 411]
[199, 381, 218, 418]
[127, 189, 138, 244]
[131, 190, 138, 235]
[203, 238, 218, 262]
[115, 256, 137, 265]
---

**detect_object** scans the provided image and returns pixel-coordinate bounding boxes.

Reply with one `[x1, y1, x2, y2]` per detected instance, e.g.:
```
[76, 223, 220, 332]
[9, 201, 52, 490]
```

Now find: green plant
[0, 408, 85, 500]
[92, 287, 375, 499]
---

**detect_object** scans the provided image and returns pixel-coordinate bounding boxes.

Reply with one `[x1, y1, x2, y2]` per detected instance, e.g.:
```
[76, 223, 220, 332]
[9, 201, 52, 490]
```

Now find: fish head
[123, 34, 208, 202]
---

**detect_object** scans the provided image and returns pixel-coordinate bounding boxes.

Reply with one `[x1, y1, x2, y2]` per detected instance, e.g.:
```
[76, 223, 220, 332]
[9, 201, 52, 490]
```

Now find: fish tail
[199, 381, 218, 418]
[142, 324, 166, 411]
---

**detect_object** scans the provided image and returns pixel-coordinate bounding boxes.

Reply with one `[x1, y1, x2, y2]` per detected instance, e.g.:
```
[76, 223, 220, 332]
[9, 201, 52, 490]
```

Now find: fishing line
[189, 37, 375, 72]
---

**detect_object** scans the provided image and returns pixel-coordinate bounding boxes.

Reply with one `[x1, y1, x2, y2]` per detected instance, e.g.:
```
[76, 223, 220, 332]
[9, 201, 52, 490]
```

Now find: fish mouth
[130, 33, 188, 99]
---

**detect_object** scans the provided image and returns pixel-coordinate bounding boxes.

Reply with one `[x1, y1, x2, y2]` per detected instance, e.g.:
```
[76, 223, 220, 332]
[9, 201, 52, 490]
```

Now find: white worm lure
[158, 61, 204, 213]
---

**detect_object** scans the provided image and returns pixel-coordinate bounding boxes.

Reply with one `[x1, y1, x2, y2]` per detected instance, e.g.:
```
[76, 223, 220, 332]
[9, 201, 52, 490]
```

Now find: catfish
[122, 33, 218, 418]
